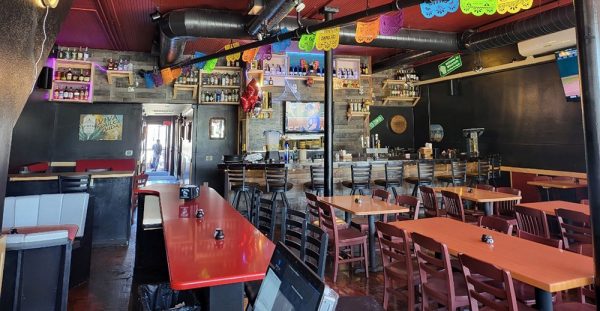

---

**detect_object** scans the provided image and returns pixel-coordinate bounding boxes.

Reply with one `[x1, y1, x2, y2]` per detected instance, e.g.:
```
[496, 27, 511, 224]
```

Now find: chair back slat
[265, 167, 288, 192]
[257, 198, 276, 240]
[450, 160, 467, 186]
[395, 195, 420, 220]
[515, 205, 550, 238]
[420, 186, 439, 218]
[317, 201, 338, 243]
[475, 184, 495, 191]
[304, 223, 328, 279]
[372, 189, 390, 202]
[417, 160, 435, 183]
[309, 165, 325, 189]
[517, 230, 562, 248]
[442, 190, 466, 222]
[385, 162, 404, 184]
[556, 208, 592, 254]
[494, 187, 521, 218]
[305, 192, 320, 224]
[376, 222, 413, 272]
[479, 216, 513, 235]
[283, 208, 307, 258]
[351, 164, 372, 185]
[226, 165, 246, 185]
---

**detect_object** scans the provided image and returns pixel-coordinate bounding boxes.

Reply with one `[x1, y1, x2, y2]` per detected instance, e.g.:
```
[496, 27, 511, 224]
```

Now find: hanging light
[41, 0, 59, 8]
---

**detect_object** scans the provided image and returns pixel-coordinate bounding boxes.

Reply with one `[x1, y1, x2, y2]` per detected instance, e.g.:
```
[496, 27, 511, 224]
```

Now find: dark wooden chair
[376, 222, 419, 310]
[303, 165, 325, 196]
[305, 192, 346, 229]
[374, 161, 404, 198]
[442, 190, 480, 224]
[459, 253, 527, 311]
[479, 216, 514, 235]
[555, 208, 592, 256]
[475, 183, 495, 191]
[488, 154, 503, 187]
[514, 205, 551, 239]
[517, 230, 562, 248]
[257, 197, 277, 241]
[438, 160, 467, 186]
[262, 166, 293, 241]
[318, 201, 369, 283]
[342, 164, 372, 195]
[493, 187, 521, 227]
[283, 208, 306, 258]
[412, 232, 469, 310]
[406, 160, 434, 196]
[395, 195, 421, 221]
[303, 222, 328, 279]
[420, 186, 442, 218]
[351, 189, 390, 233]
[58, 175, 91, 193]
[470, 159, 491, 186]
[227, 165, 258, 218]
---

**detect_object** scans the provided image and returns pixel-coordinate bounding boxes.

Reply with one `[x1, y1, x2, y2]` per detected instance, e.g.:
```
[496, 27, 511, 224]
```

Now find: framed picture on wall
[209, 118, 225, 140]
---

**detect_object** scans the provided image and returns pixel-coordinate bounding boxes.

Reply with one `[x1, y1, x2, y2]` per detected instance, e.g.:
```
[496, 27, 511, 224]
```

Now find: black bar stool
[488, 154, 502, 187]
[469, 159, 491, 186]
[404, 160, 434, 196]
[226, 164, 258, 218]
[261, 166, 293, 242]
[342, 164, 372, 195]
[373, 161, 404, 198]
[303, 165, 324, 196]
[437, 160, 467, 186]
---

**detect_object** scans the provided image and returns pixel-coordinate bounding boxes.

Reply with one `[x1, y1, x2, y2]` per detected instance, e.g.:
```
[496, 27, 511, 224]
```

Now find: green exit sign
[439, 54, 462, 77]
[369, 115, 384, 129]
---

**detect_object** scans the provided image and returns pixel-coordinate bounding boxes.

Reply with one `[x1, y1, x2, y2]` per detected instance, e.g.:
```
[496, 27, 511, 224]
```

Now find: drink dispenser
[462, 128, 484, 157]
[264, 130, 282, 162]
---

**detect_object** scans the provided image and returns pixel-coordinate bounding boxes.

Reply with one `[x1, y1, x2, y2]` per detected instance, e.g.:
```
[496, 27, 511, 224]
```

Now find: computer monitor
[253, 242, 338, 311]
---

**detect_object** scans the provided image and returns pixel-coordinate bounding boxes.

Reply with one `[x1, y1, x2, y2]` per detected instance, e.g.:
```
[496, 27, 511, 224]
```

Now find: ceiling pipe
[246, 0, 299, 36]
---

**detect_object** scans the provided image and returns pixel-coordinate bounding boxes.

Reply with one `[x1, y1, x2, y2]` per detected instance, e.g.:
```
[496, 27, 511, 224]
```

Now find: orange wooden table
[527, 180, 588, 201]
[146, 184, 275, 310]
[433, 186, 522, 216]
[393, 217, 594, 311]
[318, 195, 409, 271]
[518, 200, 590, 216]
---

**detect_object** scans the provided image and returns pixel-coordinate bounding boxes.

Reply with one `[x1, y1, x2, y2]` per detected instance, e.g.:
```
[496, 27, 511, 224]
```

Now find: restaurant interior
[0, 0, 599, 310]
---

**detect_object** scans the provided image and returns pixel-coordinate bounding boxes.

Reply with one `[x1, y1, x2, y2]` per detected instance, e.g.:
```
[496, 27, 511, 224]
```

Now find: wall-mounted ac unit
[517, 28, 576, 57]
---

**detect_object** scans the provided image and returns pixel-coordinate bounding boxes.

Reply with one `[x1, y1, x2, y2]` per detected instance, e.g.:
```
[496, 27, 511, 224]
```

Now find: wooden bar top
[8, 170, 135, 181]
[393, 218, 594, 292]
[517, 200, 590, 216]
[433, 186, 522, 203]
[146, 184, 275, 290]
[318, 195, 409, 216]
[526, 180, 588, 189]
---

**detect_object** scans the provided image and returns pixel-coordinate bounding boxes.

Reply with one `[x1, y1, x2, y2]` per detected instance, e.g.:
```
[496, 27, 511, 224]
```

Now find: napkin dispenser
[179, 185, 199, 200]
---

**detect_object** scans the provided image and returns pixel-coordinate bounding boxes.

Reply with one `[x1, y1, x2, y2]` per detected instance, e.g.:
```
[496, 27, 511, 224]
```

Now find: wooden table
[433, 186, 522, 216]
[527, 180, 588, 201]
[318, 195, 409, 271]
[393, 218, 594, 311]
[517, 200, 590, 216]
[146, 184, 275, 311]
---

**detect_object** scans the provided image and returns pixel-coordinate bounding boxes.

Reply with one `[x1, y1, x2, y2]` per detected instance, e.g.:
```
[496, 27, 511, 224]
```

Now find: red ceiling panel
[56, 8, 115, 50]
[155, 0, 251, 12]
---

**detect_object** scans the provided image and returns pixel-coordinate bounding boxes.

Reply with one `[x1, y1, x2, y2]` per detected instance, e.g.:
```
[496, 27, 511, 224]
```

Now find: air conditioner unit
[517, 28, 576, 57]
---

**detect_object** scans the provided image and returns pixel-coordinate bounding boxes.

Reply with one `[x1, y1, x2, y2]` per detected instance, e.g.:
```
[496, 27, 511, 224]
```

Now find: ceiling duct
[246, 0, 300, 37]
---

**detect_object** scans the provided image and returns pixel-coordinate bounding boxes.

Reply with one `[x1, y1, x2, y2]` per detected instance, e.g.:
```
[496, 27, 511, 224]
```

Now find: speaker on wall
[36, 66, 53, 89]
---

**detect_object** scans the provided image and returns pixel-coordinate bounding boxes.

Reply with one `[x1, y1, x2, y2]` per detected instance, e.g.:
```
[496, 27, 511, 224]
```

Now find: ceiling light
[41, 0, 59, 8]
[150, 8, 162, 23]
[296, 2, 305, 12]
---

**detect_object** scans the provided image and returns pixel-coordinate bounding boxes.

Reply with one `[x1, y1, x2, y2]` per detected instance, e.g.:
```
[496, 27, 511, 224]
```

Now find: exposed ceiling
[55, 0, 563, 62]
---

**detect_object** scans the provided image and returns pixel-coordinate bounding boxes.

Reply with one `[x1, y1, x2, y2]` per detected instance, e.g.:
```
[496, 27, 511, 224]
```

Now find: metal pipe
[170, 0, 421, 69]
[323, 7, 337, 197]
[246, 0, 291, 36]
[573, 0, 600, 299]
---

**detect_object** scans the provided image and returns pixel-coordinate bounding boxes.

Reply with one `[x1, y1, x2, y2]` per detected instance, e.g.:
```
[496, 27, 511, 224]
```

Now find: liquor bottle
[84, 70, 90, 82]
[58, 87, 64, 99]
[84, 87, 89, 99]
[58, 48, 64, 59]
[72, 71, 79, 81]
[66, 68, 73, 81]
[83, 47, 89, 61]
[235, 60, 240, 67]
[117, 59, 124, 71]
[53, 87, 59, 99]
[74, 88, 80, 99]
[268, 77, 273, 85]
[77, 47, 83, 60]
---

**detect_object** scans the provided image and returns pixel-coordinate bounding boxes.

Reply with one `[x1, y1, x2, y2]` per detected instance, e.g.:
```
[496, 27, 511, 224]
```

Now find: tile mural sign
[79, 114, 123, 141]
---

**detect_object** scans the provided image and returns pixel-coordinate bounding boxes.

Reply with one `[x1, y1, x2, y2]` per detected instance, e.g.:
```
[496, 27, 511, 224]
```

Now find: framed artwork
[79, 114, 123, 141]
[209, 118, 225, 140]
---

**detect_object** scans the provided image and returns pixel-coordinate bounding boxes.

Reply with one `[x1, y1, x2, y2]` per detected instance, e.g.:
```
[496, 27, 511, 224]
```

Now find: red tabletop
[146, 184, 275, 290]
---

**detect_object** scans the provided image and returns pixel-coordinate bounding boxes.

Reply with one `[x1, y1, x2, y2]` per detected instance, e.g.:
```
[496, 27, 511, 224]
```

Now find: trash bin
[138, 283, 200, 311]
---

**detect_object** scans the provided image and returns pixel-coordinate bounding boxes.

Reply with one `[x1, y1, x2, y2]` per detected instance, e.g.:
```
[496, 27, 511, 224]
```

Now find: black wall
[0, 1, 73, 225]
[10, 92, 143, 169]
[415, 46, 586, 172]
[369, 106, 414, 149]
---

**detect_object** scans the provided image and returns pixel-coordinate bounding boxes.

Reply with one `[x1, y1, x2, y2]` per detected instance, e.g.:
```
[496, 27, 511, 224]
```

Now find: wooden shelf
[200, 101, 239, 105]
[107, 70, 134, 85]
[53, 80, 91, 85]
[382, 79, 419, 88]
[381, 96, 421, 106]
[206, 66, 242, 72]
[51, 98, 91, 103]
[347, 111, 370, 121]
[173, 84, 198, 99]
[55, 59, 93, 70]
[201, 85, 241, 89]
[51, 56, 94, 103]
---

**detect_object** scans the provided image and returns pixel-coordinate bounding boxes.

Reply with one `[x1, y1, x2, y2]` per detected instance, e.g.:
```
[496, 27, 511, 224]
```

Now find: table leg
[197, 283, 244, 311]
[367, 215, 380, 272]
[345, 212, 352, 223]
[484, 202, 493, 216]
[534, 288, 552, 311]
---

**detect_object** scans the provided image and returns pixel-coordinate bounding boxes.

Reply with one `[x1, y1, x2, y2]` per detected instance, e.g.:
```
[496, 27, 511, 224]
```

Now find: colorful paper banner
[379, 10, 404, 35]
[256, 45, 272, 61]
[497, 0, 532, 14]
[420, 0, 459, 18]
[224, 42, 241, 62]
[193, 52, 206, 70]
[355, 17, 380, 43]
[272, 28, 291, 53]
[460, 0, 498, 16]
[203, 58, 217, 73]
[316, 27, 340, 51]
[242, 48, 258, 62]
[298, 33, 316, 51]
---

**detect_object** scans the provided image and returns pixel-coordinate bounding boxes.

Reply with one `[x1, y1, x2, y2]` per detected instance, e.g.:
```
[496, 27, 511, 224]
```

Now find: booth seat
[75, 158, 136, 172]
[2, 193, 93, 288]
[1, 230, 72, 311]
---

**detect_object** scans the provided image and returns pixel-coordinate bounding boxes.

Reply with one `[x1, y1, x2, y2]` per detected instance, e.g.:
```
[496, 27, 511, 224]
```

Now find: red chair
[395, 195, 421, 221]
[442, 190, 480, 224]
[475, 184, 495, 191]
[555, 208, 592, 256]
[479, 216, 514, 235]
[412, 232, 469, 310]
[420, 186, 443, 218]
[493, 187, 521, 227]
[375, 222, 419, 310]
[317, 201, 369, 283]
[351, 189, 390, 233]
[459, 253, 531, 311]
[305, 192, 347, 229]
[514, 205, 551, 239]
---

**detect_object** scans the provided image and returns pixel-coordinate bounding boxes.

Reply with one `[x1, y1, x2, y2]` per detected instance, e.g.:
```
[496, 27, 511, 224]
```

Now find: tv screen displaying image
[284, 101, 325, 133]
[556, 48, 581, 102]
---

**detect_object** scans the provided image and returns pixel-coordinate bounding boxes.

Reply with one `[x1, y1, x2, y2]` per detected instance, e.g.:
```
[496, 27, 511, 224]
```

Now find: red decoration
[241, 79, 260, 113]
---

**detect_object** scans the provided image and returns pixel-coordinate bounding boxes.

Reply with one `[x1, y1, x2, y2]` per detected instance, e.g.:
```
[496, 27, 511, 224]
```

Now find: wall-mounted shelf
[381, 96, 421, 106]
[201, 85, 240, 89]
[173, 84, 198, 99]
[107, 70, 134, 85]
[199, 67, 242, 104]
[347, 111, 370, 121]
[200, 101, 239, 105]
[50, 58, 94, 103]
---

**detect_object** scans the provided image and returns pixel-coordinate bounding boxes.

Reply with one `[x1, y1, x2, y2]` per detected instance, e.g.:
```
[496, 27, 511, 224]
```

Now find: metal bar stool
[303, 165, 324, 196]
[373, 161, 404, 198]
[469, 159, 491, 186]
[342, 164, 372, 195]
[261, 166, 293, 242]
[437, 160, 467, 186]
[404, 160, 434, 196]
[226, 164, 258, 218]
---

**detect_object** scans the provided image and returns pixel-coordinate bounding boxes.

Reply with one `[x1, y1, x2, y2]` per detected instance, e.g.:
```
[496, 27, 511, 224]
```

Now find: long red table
[145, 184, 275, 310]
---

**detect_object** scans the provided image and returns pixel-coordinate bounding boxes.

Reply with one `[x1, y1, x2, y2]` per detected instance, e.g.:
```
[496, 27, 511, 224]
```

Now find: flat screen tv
[284, 101, 325, 133]
[556, 48, 581, 102]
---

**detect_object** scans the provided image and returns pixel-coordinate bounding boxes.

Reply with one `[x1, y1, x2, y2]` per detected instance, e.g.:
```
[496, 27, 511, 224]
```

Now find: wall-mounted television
[284, 101, 325, 133]
[556, 48, 581, 102]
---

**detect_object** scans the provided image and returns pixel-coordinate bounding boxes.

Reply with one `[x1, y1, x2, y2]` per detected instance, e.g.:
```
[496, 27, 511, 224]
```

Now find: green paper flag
[203, 58, 218, 73]
[299, 34, 316, 52]
[460, 0, 498, 16]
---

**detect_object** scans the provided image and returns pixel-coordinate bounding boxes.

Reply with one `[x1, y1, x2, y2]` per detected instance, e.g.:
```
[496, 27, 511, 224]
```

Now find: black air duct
[246, 0, 298, 36]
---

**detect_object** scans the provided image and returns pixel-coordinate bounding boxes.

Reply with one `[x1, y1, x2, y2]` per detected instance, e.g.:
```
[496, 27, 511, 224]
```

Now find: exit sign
[439, 54, 462, 77]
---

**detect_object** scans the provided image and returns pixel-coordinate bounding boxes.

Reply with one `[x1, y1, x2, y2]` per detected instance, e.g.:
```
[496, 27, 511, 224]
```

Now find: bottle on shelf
[66, 68, 73, 81]
[77, 47, 83, 60]
[83, 47, 90, 61]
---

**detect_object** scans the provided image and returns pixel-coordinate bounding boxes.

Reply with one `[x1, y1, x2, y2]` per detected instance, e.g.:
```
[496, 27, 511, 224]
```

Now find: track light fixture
[150, 8, 162, 23]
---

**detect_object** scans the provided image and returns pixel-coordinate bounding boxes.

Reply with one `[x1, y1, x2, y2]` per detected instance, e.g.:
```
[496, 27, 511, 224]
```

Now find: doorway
[144, 124, 169, 172]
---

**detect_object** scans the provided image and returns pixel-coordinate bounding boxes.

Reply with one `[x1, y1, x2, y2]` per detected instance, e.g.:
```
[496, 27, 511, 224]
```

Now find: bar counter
[6, 170, 134, 246]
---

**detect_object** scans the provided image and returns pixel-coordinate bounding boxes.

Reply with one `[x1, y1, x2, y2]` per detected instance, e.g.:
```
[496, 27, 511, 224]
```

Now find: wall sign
[209, 118, 225, 140]
[79, 114, 123, 141]
[438, 54, 462, 77]
[390, 115, 408, 134]
[369, 115, 384, 130]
